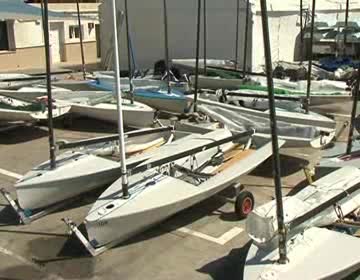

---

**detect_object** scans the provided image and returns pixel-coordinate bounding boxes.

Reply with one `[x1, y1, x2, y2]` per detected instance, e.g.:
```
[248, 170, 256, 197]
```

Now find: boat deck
[0, 114, 354, 280]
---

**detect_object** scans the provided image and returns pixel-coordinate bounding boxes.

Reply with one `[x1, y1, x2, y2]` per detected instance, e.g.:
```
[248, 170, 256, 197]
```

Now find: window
[69, 25, 83, 39]
[88, 22, 94, 34]
[0, 21, 9, 51]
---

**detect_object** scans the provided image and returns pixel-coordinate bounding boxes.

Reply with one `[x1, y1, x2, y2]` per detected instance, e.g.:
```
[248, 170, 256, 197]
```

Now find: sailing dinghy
[12, 127, 182, 212]
[0, 91, 71, 122]
[190, 97, 336, 148]
[244, 166, 360, 279]
[245, 226, 360, 280]
[92, 77, 190, 114]
[64, 129, 285, 255]
[6, 88, 156, 128]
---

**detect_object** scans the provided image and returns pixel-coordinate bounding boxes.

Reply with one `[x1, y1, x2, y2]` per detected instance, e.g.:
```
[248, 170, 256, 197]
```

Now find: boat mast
[43, 0, 56, 169]
[125, 0, 134, 103]
[300, 0, 303, 63]
[193, 0, 202, 113]
[344, 0, 350, 56]
[243, 0, 250, 77]
[163, 0, 171, 95]
[305, 0, 316, 114]
[346, 70, 360, 154]
[235, 0, 240, 70]
[203, 0, 207, 75]
[260, 0, 287, 263]
[111, 0, 129, 198]
[75, 0, 86, 80]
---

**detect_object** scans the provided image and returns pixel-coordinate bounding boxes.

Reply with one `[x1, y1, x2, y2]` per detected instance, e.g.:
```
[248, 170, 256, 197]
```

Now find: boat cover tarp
[198, 104, 319, 139]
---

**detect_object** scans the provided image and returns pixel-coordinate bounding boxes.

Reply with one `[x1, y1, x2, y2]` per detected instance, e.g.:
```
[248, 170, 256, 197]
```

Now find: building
[99, 0, 360, 72]
[0, 0, 100, 71]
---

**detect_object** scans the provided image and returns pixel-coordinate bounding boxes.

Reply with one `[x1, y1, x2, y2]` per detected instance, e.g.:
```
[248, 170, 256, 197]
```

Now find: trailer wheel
[235, 191, 254, 219]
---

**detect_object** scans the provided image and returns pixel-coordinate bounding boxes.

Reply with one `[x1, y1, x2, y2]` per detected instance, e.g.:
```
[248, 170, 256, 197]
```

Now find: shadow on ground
[54, 116, 118, 134]
[0, 264, 48, 280]
[50, 193, 241, 259]
[0, 125, 48, 145]
[0, 205, 20, 226]
[27, 224, 96, 279]
[197, 241, 252, 280]
[250, 153, 309, 178]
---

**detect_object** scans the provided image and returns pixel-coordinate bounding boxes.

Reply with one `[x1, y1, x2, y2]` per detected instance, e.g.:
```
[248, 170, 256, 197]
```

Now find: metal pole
[203, 0, 207, 75]
[300, 0, 303, 63]
[194, 0, 202, 113]
[163, 0, 171, 95]
[346, 68, 360, 155]
[111, 0, 129, 198]
[344, 0, 350, 56]
[40, 0, 45, 27]
[260, 0, 287, 264]
[305, 0, 316, 114]
[243, 0, 250, 76]
[43, 0, 56, 169]
[76, 0, 86, 80]
[124, 0, 134, 103]
[235, 0, 240, 70]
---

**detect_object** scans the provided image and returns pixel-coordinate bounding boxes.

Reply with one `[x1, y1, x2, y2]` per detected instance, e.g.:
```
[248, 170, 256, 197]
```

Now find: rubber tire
[235, 191, 255, 220]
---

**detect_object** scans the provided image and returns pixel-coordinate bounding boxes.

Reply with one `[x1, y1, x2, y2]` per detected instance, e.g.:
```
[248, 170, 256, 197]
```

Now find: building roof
[0, 0, 73, 20]
[253, 0, 360, 12]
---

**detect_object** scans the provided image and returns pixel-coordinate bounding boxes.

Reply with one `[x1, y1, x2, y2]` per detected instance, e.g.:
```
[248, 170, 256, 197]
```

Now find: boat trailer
[0, 188, 79, 225]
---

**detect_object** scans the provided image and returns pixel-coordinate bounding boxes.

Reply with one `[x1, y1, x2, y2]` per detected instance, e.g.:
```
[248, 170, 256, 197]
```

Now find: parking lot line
[0, 168, 23, 180]
[177, 226, 244, 245]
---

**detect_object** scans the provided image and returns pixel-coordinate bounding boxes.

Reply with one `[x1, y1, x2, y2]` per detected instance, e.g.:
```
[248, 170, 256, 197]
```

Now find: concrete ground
[0, 110, 357, 280]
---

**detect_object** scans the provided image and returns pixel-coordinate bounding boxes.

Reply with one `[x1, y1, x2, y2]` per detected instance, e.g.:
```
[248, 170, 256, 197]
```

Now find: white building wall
[62, 19, 97, 44]
[252, 12, 301, 71]
[100, 0, 252, 71]
[252, 9, 360, 71]
[13, 20, 44, 48]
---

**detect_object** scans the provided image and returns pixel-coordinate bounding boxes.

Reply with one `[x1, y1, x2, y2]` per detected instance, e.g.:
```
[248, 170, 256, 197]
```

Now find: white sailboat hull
[246, 166, 360, 247]
[0, 105, 71, 122]
[84, 137, 283, 248]
[71, 101, 155, 128]
[15, 152, 121, 211]
[316, 142, 360, 177]
[244, 227, 360, 280]
[189, 75, 248, 90]
[15, 130, 197, 211]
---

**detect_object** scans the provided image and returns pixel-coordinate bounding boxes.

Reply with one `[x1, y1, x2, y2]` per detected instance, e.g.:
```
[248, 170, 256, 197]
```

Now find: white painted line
[0, 168, 22, 180]
[177, 226, 244, 245]
[330, 113, 350, 118]
[0, 246, 42, 270]
[0, 246, 64, 280]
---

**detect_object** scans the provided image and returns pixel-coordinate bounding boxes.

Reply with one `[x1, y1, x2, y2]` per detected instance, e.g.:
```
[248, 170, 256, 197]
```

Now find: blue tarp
[319, 57, 360, 72]
[0, 0, 72, 20]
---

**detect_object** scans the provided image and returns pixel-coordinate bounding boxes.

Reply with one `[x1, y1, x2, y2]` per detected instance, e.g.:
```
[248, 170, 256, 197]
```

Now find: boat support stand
[0, 188, 77, 225]
[62, 218, 112, 257]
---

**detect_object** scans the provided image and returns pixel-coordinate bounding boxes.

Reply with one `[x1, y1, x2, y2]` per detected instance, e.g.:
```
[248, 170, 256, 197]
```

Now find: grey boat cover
[198, 104, 319, 139]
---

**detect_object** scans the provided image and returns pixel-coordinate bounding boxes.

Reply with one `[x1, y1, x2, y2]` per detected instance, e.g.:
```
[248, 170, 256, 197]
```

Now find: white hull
[71, 101, 155, 128]
[246, 166, 360, 247]
[189, 75, 248, 90]
[194, 98, 335, 148]
[316, 142, 360, 177]
[134, 94, 188, 114]
[244, 227, 360, 280]
[15, 152, 121, 210]
[190, 96, 335, 129]
[15, 130, 195, 211]
[254, 130, 335, 149]
[84, 132, 284, 248]
[0, 105, 71, 122]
